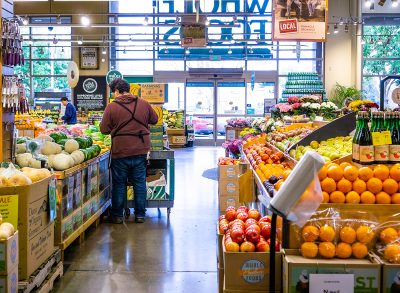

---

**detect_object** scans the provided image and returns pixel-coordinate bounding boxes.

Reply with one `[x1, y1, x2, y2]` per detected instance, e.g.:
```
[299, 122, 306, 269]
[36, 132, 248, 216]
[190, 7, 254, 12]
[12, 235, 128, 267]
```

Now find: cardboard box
[171, 136, 186, 144]
[82, 196, 97, 223]
[55, 207, 82, 244]
[217, 224, 224, 269]
[219, 180, 240, 197]
[375, 254, 400, 292]
[219, 268, 224, 293]
[223, 236, 282, 292]
[223, 279, 277, 293]
[19, 222, 54, 280]
[282, 249, 381, 293]
[219, 194, 242, 212]
[219, 165, 240, 181]
[0, 265, 17, 293]
[0, 232, 18, 275]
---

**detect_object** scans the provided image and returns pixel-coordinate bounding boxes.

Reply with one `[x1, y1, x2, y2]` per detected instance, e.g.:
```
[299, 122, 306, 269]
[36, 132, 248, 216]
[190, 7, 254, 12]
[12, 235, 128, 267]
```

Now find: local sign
[74, 76, 107, 111]
[106, 70, 123, 85]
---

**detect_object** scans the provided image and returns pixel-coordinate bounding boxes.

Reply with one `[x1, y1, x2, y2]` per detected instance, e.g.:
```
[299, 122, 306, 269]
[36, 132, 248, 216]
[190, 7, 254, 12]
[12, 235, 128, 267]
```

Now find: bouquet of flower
[222, 139, 242, 157]
[288, 96, 300, 104]
[239, 127, 258, 138]
[300, 95, 321, 103]
[226, 118, 251, 128]
[348, 100, 379, 112]
[320, 102, 338, 120]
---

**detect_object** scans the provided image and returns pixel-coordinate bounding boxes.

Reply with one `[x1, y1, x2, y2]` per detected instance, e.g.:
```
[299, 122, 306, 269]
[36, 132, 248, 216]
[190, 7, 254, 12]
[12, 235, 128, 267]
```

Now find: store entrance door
[185, 78, 276, 146]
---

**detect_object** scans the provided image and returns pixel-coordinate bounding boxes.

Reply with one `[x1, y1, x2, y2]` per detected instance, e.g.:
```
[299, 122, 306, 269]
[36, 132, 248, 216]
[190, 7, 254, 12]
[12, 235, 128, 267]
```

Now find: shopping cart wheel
[124, 208, 131, 219]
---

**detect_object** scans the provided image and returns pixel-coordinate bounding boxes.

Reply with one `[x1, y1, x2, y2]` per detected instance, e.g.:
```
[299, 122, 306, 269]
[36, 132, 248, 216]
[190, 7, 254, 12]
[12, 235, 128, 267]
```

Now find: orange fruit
[343, 165, 359, 182]
[353, 179, 367, 194]
[336, 242, 352, 258]
[326, 162, 340, 169]
[376, 191, 391, 204]
[384, 244, 400, 263]
[322, 191, 330, 203]
[302, 225, 320, 242]
[383, 178, 398, 194]
[318, 165, 328, 181]
[327, 165, 344, 181]
[319, 242, 336, 259]
[337, 178, 352, 193]
[275, 179, 284, 191]
[390, 164, 400, 181]
[340, 162, 352, 170]
[282, 170, 291, 180]
[301, 242, 319, 258]
[352, 242, 369, 259]
[330, 191, 346, 203]
[391, 193, 400, 204]
[360, 191, 376, 204]
[319, 225, 336, 242]
[367, 178, 383, 194]
[356, 225, 375, 243]
[359, 167, 374, 181]
[346, 191, 361, 204]
[321, 178, 337, 193]
[380, 228, 399, 244]
[340, 227, 357, 244]
[374, 164, 390, 180]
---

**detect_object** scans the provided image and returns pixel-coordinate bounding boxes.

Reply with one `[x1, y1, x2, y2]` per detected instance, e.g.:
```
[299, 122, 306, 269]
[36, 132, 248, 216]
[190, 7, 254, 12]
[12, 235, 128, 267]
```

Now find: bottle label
[359, 145, 375, 163]
[374, 145, 389, 162]
[390, 145, 400, 162]
[352, 144, 360, 161]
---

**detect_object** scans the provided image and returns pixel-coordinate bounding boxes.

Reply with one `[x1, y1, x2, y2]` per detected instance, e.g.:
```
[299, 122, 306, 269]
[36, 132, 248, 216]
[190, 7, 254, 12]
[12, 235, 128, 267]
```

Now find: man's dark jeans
[111, 155, 147, 218]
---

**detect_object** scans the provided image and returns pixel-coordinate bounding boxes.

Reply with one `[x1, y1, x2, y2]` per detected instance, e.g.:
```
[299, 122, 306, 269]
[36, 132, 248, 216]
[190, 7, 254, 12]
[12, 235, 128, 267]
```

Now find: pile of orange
[300, 224, 374, 259]
[379, 227, 400, 263]
[319, 162, 400, 205]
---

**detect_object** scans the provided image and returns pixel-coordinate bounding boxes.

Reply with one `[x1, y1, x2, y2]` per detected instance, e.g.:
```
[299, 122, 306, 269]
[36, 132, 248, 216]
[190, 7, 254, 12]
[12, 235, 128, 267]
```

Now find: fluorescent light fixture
[392, 0, 399, 7]
[81, 16, 90, 26]
[143, 16, 149, 26]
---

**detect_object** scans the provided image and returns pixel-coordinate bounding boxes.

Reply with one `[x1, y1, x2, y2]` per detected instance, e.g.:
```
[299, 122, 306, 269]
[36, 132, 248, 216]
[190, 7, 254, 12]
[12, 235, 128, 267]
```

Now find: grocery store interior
[0, 0, 400, 292]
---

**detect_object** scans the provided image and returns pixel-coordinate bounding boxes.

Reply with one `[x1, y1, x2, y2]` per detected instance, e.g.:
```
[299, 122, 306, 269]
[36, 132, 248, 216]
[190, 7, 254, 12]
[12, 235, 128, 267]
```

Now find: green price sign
[106, 70, 123, 84]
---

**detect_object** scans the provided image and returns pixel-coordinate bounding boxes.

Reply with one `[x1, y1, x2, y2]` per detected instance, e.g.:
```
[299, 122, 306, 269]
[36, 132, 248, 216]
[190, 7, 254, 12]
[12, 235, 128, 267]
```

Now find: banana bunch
[163, 109, 185, 129]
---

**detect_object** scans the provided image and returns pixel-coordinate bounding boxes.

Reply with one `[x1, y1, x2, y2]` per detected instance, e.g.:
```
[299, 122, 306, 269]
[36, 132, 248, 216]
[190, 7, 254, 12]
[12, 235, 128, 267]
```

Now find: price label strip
[372, 131, 392, 146]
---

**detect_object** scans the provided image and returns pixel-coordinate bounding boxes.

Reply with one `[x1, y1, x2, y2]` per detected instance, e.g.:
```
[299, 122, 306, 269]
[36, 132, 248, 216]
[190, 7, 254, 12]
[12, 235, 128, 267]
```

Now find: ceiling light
[209, 48, 213, 54]
[205, 18, 210, 26]
[164, 48, 169, 54]
[53, 36, 58, 44]
[392, 0, 399, 7]
[175, 16, 180, 25]
[248, 47, 254, 54]
[27, 37, 33, 45]
[377, 39, 383, 45]
[102, 47, 107, 55]
[143, 16, 149, 26]
[113, 15, 118, 24]
[230, 39, 235, 44]
[101, 58, 105, 63]
[185, 48, 190, 55]
[365, 0, 372, 6]
[61, 47, 65, 53]
[327, 25, 330, 35]
[378, 0, 386, 5]
[344, 24, 349, 33]
[361, 39, 365, 45]
[353, 20, 358, 26]
[123, 48, 127, 54]
[22, 16, 28, 26]
[228, 47, 232, 54]
[333, 23, 339, 34]
[56, 15, 61, 25]
[339, 17, 344, 25]
[81, 16, 90, 26]
[77, 37, 83, 45]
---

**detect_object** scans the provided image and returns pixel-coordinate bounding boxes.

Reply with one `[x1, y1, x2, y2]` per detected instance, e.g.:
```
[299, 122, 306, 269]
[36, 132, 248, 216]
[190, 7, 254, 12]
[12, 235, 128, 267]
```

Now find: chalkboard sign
[73, 76, 107, 111]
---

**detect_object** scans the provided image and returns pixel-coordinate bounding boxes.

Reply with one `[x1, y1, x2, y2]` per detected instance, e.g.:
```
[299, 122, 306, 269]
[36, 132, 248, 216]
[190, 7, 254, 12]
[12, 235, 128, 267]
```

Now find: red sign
[183, 37, 193, 45]
[279, 19, 298, 34]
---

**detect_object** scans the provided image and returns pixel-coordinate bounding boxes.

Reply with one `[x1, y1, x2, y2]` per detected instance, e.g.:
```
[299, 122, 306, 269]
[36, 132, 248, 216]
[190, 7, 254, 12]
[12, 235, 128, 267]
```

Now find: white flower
[302, 102, 311, 108]
[310, 103, 320, 109]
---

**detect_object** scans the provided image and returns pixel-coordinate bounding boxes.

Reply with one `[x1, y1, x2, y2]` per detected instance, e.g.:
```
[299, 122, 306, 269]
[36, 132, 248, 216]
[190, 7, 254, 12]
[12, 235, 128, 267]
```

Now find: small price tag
[372, 131, 392, 146]
[310, 274, 354, 293]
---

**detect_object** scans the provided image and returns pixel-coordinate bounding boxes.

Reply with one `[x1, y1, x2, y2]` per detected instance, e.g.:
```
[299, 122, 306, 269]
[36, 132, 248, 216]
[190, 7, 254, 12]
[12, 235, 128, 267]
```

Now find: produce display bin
[126, 149, 175, 219]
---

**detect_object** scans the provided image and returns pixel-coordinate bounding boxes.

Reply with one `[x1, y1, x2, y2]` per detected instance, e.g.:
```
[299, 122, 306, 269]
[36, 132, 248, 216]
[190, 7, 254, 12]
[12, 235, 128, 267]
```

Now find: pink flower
[276, 103, 292, 113]
[288, 96, 300, 104]
[291, 102, 303, 109]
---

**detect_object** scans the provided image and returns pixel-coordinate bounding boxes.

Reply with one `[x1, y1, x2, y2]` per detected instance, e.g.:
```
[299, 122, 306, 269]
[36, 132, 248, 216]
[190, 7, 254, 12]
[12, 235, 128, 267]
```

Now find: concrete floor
[54, 147, 224, 293]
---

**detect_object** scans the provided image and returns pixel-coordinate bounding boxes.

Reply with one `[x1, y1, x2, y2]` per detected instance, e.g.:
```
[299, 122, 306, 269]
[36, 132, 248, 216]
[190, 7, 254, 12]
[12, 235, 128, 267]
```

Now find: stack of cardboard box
[218, 164, 241, 212]
[0, 231, 18, 292]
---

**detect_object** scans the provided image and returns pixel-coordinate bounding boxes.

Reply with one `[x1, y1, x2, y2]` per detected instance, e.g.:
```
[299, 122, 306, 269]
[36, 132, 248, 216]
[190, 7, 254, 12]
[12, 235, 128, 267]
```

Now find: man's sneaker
[135, 217, 145, 223]
[103, 216, 123, 224]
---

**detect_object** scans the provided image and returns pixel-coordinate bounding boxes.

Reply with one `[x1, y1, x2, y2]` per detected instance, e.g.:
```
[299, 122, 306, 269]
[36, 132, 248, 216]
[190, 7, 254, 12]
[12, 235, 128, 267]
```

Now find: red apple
[245, 218, 258, 229]
[245, 228, 260, 244]
[225, 241, 240, 252]
[236, 212, 249, 222]
[219, 223, 229, 234]
[230, 228, 245, 244]
[260, 222, 271, 239]
[219, 219, 229, 226]
[219, 215, 226, 221]
[246, 224, 261, 234]
[229, 219, 245, 230]
[256, 241, 270, 252]
[225, 209, 237, 222]
[259, 216, 271, 225]
[237, 206, 249, 214]
[240, 241, 256, 252]
[267, 239, 281, 252]
[248, 209, 261, 221]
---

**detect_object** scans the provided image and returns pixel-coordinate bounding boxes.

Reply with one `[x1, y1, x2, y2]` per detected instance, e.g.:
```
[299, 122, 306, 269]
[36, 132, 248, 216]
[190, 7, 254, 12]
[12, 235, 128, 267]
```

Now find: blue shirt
[62, 103, 77, 125]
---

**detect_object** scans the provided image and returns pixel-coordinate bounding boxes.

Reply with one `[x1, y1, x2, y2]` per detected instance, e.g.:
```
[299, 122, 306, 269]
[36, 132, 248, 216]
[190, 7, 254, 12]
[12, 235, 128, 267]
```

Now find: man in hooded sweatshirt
[100, 78, 158, 224]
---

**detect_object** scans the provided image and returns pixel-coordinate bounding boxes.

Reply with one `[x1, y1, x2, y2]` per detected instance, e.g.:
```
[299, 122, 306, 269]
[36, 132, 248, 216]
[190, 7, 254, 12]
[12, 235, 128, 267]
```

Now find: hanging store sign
[74, 76, 107, 111]
[80, 47, 99, 70]
[141, 83, 166, 104]
[106, 70, 123, 85]
[271, 0, 328, 42]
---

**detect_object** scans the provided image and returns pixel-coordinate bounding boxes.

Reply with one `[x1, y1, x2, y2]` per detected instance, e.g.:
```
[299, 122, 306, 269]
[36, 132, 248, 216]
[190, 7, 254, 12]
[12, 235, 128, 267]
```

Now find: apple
[267, 239, 281, 252]
[237, 206, 249, 214]
[229, 219, 245, 229]
[219, 219, 229, 226]
[225, 209, 237, 222]
[248, 209, 261, 221]
[260, 222, 271, 239]
[219, 215, 226, 221]
[259, 216, 271, 224]
[246, 224, 261, 234]
[245, 218, 258, 229]
[236, 212, 249, 222]
[256, 241, 270, 252]
[225, 241, 240, 252]
[230, 228, 245, 244]
[219, 223, 229, 234]
[240, 241, 256, 252]
[245, 228, 260, 244]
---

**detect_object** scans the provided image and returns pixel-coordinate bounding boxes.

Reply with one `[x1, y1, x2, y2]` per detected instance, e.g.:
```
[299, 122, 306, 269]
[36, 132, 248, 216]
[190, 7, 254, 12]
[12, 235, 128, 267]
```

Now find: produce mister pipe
[380, 75, 400, 111]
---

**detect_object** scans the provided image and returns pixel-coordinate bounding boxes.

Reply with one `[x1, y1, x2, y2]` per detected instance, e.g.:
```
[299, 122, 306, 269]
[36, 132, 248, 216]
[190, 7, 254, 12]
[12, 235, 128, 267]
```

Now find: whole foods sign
[106, 70, 123, 85]
[74, 76, 107, 111]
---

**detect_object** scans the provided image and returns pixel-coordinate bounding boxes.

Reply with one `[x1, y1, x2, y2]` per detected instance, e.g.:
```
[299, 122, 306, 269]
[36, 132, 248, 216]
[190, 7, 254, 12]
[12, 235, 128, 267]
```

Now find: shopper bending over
[60, 97, 77, 125]
[100, 78, 158, 224]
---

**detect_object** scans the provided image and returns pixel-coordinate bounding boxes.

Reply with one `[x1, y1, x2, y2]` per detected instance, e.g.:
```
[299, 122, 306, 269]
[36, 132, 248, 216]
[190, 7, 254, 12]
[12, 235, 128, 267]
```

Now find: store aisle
[53, 146, 224, 293]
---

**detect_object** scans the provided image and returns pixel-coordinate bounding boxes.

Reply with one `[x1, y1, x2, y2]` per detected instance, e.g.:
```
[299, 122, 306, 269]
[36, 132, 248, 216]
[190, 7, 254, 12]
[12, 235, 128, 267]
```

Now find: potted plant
[329, 83, 362, 108]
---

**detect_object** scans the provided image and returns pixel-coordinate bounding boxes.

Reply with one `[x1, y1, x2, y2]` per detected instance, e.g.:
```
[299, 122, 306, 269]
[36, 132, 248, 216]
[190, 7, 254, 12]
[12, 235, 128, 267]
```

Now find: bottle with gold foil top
[352, 113, 361, 163]
[359, 112, 374, 165]
[374, 112, 389, 163]
[390, 112, 400, 163]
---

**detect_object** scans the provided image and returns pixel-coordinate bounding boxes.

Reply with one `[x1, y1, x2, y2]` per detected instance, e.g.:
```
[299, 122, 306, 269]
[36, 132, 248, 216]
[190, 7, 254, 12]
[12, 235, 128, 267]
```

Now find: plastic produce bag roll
[270, 151, 325, 227]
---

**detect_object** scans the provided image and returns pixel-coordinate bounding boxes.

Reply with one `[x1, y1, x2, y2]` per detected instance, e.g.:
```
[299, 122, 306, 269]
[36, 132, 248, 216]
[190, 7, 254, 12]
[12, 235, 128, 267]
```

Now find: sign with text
[140, 83, 166, 104]
[272, 0, 328, 41]
[310, 274, 354, 293]
[0, 195, 18, 229]
[74, 76, 107, 111]
[106, 70, 123, 85]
